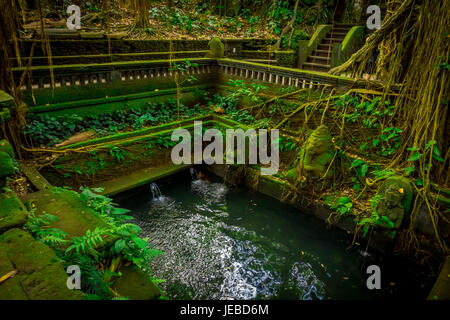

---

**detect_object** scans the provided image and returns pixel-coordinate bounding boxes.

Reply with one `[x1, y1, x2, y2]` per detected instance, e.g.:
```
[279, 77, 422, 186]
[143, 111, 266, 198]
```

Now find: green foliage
[108, 146, 126, 163]
[66, 227, 112, 258]
[170, 59, 200, 84]
[23, 100, 207, 146]
[407, 140, 444, 163]
[377, 127, 402, 156]
[227, 79, 266, 103]
[78, 187, 163, 269]
[325, 196, 353, 215]
[207, 93, 255, 124]
[25, 187, 163, 299]
[25, 209, 69, 247]
[358, 194, 395, 237]
[277, 135, 298, 152]
[371, 168, 396, 180]
[350, 159, 369, 178]
[155, 134, 178, 150]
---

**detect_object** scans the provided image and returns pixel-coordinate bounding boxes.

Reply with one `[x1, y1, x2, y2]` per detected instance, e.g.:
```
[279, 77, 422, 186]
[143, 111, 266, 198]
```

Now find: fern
[66, 227, 112, 259]
[25, 210, 68, 247]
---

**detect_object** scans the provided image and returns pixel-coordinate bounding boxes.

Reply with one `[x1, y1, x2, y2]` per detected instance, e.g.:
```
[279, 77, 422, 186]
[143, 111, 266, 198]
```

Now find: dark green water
[117, 171, 430, 300]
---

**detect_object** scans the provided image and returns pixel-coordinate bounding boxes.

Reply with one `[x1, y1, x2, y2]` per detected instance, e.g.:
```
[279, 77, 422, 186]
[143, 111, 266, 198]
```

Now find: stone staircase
[302, 23, 354, 73]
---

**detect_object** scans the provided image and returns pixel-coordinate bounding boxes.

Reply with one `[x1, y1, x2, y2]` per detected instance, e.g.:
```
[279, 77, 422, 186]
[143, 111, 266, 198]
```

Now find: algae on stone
[0, 151, 17, 179]
[0, 192, 27, 233]
[291, 125, 335, 185]
[0, 228, 83, 300]
[207, 37, 225, 58]
[376, 176, 413, 229]
[0, 140, 14, 158]
[112, 265, 161, 300]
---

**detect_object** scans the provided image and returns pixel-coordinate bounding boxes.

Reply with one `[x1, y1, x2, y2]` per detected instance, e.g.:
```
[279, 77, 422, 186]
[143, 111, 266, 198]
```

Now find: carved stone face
[377, 184, 405, 229]
[297, 126, 334, 181]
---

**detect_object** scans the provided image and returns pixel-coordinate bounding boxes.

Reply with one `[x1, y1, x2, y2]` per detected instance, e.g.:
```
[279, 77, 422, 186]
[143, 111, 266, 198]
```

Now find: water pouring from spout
[190, 167, 198, 181]
[150, 182, 163, 200]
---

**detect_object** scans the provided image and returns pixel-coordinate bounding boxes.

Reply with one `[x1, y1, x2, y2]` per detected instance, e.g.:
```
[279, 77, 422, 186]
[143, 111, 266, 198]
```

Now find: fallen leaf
[0, 270, 18, 284]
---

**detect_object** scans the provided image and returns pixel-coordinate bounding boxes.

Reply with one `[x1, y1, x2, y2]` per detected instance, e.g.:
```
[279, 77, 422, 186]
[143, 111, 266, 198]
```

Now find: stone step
[302, 62, 331, 72]
[322, 38, 344, 44]
[334, 23, 355, 28]
[317, 44, 332, 51]
[315, 49, 331, 57]
[307, 55, 331, 64]
[22, 189, 114, 242]
[111, 265, 161, 300]
[0, 192, 27, 234]
[330, 32, 348, 37]
[0, 228, 84, 300]
[332, 27, 352, 32]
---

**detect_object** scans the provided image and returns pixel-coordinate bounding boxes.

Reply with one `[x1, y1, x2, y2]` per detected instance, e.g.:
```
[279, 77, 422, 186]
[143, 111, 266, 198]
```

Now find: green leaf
[114, 239, 127, 253]
[350, 159, 365, 169]
[403, 166, 415, 176]
[372, 139, 380, 147]
[407, 152, 421, 162]
[336, 197, 352, 206]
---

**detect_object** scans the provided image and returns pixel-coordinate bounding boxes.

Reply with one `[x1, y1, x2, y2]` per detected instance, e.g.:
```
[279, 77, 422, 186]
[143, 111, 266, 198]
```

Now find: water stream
[117, 172, 430, 300]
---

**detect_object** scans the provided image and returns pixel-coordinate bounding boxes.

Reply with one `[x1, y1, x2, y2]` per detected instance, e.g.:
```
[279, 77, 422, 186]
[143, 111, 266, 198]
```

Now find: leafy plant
[108, 146, 126, 162]
[349, 159, 369, 178]
[358, 194, 395, 237]
[325, 196, 353, 215]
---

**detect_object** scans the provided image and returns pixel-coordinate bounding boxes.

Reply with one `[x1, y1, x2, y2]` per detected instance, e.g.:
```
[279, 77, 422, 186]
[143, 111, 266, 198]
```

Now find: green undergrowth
[25, 186, 163, 300]
[23, 99, 208, 147]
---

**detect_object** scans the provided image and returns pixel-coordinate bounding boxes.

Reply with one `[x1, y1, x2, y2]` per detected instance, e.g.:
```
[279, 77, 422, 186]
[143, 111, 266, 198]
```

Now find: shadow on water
[116, 170, 432, 300]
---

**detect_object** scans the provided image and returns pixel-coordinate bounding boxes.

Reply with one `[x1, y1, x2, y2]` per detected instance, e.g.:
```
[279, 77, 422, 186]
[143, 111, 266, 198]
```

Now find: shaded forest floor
[20, 1, 291, 40]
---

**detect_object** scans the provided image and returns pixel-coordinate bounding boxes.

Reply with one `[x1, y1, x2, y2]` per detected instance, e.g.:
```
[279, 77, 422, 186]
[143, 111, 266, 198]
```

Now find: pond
[116, 170, 430, 300]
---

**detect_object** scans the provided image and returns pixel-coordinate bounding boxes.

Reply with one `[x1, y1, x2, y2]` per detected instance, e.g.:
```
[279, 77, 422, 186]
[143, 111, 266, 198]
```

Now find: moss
[275, 51, 298, 67]
[0, 90, 15, 109]
[378, 176, 413, 214]
[332, 26, 365, 67]
[21, 262, 84, 300]
[375, 176, 414, 229]
[0, 139, 14, 157]
[112, 265, 161, 300]
[28, 84, 212, 117]
[216, 58, 353, 80]
[26, 189, 113, 242]
[0, 229, 83, 300]
[0, 192, 28, 233]
[0, 228, 58, 275]
[341, 26, 365, 52]
[285, 168, 297, 183]
[0, 151, 16, 179]
[296, 125, 334, 182]
[0, 108, 11, 123]
[0, 274, 29, 300]
[93, 163, 192, 196]
[207, 38, 224, 58]
[307, 25, 332, 55]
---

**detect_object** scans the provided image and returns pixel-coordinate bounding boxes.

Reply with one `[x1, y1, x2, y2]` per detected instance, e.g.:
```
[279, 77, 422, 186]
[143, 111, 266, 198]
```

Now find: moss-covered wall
[16, 40, 211, 57]
[331, 26, 365, 67]
[23, 71, 216, 108]
[15, 39, 277, 58]
[11, 51, 209, 67]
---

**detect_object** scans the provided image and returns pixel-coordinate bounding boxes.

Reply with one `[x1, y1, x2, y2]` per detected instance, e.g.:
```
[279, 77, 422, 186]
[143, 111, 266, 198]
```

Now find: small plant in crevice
[108, 145, 126, 163]
[324, 195, 353, 216]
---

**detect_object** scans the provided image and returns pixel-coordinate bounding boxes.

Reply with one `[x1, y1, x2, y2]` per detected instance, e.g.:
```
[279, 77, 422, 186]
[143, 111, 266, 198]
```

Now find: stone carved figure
[286, 125, 335, 187]
[376, 176, 413, 229]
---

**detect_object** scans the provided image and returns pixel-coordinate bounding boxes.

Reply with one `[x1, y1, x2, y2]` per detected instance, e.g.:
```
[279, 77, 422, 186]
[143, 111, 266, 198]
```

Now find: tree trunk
[133, 0, 150, 29]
